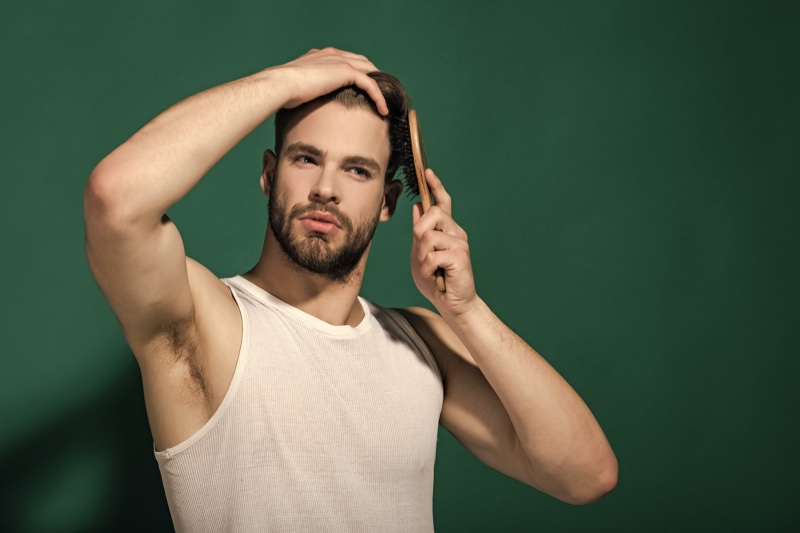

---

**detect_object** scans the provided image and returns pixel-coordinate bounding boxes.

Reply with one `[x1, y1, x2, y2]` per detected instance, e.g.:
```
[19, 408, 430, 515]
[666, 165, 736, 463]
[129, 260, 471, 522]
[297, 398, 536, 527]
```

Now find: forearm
[87, 48, 388, 229]
[87, 68, 288, 226]
[444, 298, 617, 503]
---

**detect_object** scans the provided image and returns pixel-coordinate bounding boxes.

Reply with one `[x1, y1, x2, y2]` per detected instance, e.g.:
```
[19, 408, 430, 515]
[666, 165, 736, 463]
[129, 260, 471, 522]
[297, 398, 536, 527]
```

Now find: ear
[260, 149, 277, 197]
[379, 179, 403, 221]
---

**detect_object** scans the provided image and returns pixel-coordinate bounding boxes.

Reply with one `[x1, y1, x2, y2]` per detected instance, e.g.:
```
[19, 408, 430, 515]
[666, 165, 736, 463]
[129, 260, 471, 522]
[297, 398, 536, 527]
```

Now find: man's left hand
[411, 169, 478, 319]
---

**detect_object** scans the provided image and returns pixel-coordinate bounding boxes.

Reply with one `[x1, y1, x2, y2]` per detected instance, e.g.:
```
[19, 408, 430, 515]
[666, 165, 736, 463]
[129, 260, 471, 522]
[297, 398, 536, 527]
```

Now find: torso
[153, 276, 443, 532]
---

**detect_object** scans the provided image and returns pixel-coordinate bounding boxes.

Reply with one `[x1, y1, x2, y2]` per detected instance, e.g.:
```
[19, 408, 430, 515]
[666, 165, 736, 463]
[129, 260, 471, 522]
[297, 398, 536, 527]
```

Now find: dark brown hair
[274, 72, 411, 182]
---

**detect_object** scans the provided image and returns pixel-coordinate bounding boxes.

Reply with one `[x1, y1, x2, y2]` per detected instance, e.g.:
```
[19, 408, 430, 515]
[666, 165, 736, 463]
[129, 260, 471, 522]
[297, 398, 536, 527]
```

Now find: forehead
[282, 101, 391, 166]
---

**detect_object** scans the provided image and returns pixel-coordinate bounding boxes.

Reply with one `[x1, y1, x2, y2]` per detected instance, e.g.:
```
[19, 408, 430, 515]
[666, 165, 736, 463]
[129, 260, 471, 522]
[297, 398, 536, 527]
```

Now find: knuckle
[419, 253, 430, 269]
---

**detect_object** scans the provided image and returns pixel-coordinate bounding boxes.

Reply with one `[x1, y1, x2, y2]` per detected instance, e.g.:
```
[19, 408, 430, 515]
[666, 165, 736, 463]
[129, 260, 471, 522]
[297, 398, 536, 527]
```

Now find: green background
[1, 0, 798, 531]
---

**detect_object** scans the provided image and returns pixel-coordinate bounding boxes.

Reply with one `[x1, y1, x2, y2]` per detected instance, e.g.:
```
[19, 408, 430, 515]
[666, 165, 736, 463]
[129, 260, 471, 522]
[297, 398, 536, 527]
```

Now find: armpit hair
[161, 318, 210, 405]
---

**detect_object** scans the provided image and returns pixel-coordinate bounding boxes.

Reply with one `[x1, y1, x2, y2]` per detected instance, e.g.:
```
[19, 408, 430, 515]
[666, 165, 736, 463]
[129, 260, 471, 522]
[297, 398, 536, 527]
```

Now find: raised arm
[402, 169, 618, 504]
[84, 48, 387, 357]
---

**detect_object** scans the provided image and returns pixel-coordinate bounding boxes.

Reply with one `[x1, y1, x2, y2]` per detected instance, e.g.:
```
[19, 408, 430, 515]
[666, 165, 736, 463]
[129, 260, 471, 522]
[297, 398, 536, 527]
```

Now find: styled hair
[274, 72, 411, 182]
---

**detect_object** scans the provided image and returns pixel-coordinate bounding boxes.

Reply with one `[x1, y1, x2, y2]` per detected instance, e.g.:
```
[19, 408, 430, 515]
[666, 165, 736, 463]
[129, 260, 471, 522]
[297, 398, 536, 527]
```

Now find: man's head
[261, 73, 410, 283]
[274, 71, 411, 183]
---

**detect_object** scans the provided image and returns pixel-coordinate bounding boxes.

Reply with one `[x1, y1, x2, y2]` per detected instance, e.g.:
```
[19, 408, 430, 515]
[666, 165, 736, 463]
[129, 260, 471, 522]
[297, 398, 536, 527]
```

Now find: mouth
[298, 211, 342, 234]
[299, 211, 341, 227]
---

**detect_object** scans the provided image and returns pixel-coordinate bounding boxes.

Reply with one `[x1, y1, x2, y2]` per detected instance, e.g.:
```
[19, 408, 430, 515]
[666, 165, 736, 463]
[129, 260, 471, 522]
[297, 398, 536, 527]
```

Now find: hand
[267, 47, 388, 115]
[411, 169, 478, 318]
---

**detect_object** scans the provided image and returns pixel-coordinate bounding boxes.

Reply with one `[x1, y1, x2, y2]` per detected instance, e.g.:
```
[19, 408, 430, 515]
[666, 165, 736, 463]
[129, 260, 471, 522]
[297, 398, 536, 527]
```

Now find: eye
[293, 154, 317, 165]
[349, 167, 372, 179]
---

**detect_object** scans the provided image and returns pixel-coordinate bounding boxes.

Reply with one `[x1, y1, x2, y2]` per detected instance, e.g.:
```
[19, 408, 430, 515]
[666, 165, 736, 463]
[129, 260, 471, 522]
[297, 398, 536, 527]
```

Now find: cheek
[271, 173, 306, 203]
[352, 186, 386, 216]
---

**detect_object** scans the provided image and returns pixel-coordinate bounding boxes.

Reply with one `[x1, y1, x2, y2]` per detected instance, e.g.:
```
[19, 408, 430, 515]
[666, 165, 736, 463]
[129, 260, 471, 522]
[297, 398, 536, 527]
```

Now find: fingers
[412, 201, 424, 225]
[413, 174, 467, 253]
[301, 47, 388, 115]
[412, 170, 465, 263]
[425, 169, 451, 216]
[311, 47, 375, 68]
[418, 246, 472, 281]
[412, 203, 467, 242]
[415, 228, 468, 265]
[410, 170, 476, 301]
[354, 72, 388, 115]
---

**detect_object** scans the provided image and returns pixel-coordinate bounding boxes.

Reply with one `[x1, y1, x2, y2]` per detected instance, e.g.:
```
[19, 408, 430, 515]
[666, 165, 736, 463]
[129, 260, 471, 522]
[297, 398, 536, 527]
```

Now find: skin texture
[84, 47, 617, 506]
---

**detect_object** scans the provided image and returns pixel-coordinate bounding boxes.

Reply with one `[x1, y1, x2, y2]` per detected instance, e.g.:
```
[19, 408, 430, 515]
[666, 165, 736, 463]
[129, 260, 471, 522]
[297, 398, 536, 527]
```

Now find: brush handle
[408, 110, 446, 293]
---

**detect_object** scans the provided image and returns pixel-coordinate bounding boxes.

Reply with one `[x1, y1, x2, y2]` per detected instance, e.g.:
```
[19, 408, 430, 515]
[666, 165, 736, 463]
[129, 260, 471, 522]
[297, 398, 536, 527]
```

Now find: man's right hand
[267, 47, 388, 115]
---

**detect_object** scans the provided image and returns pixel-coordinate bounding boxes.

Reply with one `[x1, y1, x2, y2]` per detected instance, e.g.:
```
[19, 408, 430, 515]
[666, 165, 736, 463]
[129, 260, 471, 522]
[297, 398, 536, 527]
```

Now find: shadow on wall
[0, 354, 173, 532]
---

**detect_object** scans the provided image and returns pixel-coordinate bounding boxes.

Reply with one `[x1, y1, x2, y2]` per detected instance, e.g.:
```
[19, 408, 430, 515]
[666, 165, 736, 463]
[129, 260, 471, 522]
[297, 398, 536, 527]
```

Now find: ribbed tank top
[154, 276, 443, 532]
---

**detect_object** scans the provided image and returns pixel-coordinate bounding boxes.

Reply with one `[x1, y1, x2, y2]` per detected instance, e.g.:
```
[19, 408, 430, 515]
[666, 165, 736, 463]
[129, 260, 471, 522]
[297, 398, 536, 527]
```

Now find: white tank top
[154, 276, 443, 532]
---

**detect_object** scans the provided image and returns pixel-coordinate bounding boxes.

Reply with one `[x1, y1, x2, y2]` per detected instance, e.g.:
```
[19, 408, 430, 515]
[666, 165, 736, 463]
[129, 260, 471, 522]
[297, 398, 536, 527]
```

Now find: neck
[243, 228, 369, 327]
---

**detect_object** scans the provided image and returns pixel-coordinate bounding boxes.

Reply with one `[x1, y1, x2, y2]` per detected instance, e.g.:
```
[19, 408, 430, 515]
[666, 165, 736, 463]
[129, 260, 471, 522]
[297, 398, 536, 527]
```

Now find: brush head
[391, 110, 427, 198]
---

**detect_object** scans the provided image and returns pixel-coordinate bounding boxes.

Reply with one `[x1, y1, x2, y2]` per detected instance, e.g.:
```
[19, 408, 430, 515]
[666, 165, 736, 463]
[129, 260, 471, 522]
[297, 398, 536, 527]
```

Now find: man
[84, 48, 617, 531]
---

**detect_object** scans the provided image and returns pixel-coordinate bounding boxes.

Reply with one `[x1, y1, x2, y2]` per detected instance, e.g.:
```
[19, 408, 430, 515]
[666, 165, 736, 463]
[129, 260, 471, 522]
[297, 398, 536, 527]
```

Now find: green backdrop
[1, 0, 798, 531]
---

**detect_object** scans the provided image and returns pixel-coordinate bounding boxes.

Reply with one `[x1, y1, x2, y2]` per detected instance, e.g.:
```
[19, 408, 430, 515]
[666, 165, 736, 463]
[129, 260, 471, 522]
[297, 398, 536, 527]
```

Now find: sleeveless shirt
[154, 276, 444, 532]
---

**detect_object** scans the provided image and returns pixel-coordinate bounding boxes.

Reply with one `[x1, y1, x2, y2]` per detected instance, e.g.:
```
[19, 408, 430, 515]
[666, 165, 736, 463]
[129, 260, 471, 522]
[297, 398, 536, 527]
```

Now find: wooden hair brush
[407, 110, 446, 293]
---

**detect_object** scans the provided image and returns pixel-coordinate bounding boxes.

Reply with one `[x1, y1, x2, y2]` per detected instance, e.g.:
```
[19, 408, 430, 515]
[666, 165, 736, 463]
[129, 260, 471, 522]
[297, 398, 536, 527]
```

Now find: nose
[309, 165, 340, 204]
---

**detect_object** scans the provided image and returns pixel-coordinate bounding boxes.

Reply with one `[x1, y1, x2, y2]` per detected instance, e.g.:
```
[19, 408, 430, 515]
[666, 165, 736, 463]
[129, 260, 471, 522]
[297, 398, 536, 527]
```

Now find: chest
[237, 312, 443, 476]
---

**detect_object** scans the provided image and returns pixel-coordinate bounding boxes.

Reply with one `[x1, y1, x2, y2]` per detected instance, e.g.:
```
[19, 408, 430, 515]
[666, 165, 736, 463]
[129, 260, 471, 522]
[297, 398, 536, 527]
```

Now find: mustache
[289, 202, 353, 232]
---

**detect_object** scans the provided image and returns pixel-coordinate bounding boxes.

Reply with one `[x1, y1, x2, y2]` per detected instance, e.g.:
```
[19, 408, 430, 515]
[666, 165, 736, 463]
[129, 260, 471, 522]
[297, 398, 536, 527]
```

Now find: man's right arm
[83, 48, 387, 361]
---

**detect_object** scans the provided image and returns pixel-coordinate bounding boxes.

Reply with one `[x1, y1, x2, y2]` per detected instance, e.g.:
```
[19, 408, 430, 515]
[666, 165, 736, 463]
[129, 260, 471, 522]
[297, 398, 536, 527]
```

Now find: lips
[299, 211, 341, 228]
[297, 210, 343, 235]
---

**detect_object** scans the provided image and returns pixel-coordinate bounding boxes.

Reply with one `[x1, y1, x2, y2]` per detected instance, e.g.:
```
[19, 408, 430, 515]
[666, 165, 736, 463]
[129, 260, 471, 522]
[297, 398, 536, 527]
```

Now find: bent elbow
[85, 161, 125, 213]
[84, 163, 143, 234]
[85, 166, 117, 222]
[589, 458, 619, 502]
[564, 456, 618, 505]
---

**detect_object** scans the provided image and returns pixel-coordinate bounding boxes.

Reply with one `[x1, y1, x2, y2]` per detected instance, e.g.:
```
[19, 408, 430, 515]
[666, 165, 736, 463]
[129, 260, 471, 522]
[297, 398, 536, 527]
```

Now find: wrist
[440, 294, 488, 330]
[250, 67, 296, 109]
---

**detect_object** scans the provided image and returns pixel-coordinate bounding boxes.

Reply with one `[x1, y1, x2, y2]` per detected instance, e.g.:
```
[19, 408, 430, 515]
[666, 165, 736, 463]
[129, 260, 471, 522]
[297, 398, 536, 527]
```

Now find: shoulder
[394, 307, 477, 387]
[395, 307, 466, 356]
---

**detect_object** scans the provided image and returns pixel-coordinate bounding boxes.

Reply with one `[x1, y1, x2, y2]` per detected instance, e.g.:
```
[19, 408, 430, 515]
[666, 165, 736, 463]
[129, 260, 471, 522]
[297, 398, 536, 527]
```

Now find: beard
[268, 190, 381, 284]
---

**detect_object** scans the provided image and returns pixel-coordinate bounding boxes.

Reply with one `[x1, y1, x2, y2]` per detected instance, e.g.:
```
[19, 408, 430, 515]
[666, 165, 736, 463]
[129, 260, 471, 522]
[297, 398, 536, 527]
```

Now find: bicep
[399, 308, 531, 482]
[85, 212, 195, 351]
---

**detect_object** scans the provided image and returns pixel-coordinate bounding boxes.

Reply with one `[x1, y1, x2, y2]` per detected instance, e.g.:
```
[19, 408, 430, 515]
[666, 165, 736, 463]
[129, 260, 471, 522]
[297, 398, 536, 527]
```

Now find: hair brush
[406, 110, 446, 293]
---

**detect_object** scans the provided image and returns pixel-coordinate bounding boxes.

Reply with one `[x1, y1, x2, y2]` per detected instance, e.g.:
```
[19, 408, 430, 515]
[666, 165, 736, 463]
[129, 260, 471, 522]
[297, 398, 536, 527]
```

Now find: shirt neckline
[229, 275, 373, 337]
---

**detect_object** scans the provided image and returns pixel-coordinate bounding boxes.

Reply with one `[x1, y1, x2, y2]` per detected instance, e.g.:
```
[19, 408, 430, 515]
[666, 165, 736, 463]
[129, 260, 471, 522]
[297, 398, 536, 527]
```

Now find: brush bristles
[391, 114, 422, 198]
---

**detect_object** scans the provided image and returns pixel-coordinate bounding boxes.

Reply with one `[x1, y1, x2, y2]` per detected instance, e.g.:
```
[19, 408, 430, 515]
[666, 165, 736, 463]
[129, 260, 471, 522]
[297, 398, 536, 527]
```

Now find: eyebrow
[283, 143, 382, 175]
[284, 142, 325, 158]
[343, 155, 382, 175]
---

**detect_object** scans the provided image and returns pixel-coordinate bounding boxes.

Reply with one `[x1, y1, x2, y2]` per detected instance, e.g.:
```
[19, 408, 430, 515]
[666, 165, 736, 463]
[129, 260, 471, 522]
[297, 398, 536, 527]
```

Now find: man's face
[265, 101, 394, 283]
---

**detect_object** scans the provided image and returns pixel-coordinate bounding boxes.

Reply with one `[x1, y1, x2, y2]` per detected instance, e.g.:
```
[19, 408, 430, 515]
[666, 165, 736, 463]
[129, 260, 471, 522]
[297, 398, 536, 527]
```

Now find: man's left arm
[402, 170, 618, 505]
